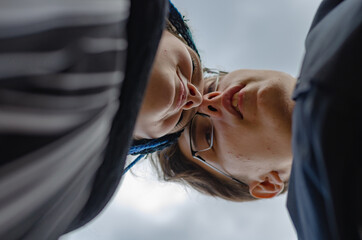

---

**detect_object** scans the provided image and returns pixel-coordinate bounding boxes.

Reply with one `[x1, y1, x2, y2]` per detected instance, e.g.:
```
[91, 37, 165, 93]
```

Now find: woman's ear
[249, 171, 284, 199]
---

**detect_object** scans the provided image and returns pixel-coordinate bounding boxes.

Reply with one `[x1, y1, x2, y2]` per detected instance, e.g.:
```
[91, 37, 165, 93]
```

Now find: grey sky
[62, 1, 321, 240]
[63, 167, 296, 240]
[174, 0, 319, 76]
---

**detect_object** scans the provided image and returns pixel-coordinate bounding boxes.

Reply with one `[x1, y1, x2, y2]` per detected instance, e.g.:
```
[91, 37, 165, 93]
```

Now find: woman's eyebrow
[190, 54, 196, 73]
[186, 46, 202, 87]
[172, 107, 197, 133]
[175, 111, 184, 126]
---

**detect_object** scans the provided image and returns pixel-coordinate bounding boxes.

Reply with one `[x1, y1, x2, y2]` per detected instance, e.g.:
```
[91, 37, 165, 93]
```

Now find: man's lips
[222, 85, 245, 119]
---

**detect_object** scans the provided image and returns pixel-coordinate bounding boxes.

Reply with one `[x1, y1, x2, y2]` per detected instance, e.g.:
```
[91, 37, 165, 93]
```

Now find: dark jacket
[0, 0, 167, 239]
[287, 0, 362, 239]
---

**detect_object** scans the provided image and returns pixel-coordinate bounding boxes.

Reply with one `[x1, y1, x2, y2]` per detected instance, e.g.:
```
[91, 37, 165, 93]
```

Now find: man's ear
[249, 171, 284, 199]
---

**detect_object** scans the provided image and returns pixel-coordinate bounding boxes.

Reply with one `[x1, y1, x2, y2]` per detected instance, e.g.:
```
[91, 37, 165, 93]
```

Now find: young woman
[127, 2, 205, 167]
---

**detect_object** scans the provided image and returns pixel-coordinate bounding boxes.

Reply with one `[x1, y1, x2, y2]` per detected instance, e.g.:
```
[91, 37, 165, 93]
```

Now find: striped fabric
[0, 1, 130, 239]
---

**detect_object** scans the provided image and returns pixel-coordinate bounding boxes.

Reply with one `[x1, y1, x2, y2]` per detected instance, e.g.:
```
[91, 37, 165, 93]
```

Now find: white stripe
[0, 107, 94, 134]
[0, 49, 73, 78]
[80, 38, 128, 54]
[30, 71, 124, 90]
[0, 0, 130, 38]
[0, 88, 120, 110]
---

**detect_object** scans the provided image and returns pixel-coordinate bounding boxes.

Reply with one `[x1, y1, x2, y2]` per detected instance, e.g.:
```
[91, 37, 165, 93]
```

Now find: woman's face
[134, 31, 204, 139]
[178, 69, 296, 186]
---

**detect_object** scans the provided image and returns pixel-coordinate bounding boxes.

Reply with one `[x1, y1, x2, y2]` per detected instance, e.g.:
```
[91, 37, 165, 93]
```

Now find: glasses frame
[189, 68, 244, 185]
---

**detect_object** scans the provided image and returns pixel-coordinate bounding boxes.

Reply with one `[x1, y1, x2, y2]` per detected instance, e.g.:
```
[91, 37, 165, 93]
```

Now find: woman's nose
[198, 92, 223, 118]
[182, 82, 202, 110]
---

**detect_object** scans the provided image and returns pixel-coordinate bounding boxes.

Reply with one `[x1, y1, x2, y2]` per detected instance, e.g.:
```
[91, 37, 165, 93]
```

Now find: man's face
[178, 69, 296, 186]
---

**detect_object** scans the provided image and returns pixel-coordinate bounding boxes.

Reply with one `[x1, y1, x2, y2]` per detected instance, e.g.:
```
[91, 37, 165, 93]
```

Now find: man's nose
[182, 82, 202, 110]
[198, 92, 223, 118]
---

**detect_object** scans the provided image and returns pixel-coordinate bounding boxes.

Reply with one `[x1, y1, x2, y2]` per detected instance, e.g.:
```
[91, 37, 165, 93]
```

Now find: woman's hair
[151, 142, 289, 202]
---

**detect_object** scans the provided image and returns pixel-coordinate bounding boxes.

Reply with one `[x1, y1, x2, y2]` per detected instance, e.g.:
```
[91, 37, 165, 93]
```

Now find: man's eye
[205, 78, 217, 93]
[205, 130, 212, 146]
[207, 82, 216, 93]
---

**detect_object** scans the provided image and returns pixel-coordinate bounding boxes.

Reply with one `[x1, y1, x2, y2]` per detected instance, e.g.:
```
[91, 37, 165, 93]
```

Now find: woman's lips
[222, 85, 245, 119]
[176, 72, 187, 109]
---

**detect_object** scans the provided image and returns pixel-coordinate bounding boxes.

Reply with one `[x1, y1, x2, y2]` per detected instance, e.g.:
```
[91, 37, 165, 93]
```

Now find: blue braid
[123, 131, 183, 175]
[168, 1, 200, 57]
[129, 130, 183, 155]
[123, 154, 145, 174]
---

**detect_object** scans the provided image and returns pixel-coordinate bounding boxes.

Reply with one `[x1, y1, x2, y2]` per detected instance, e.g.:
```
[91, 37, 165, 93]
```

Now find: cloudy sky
[62, 0, 321, 240]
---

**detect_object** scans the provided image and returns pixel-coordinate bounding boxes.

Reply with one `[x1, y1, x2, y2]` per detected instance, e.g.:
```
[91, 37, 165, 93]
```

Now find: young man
[287, 0, 362, 239]
[163, 0, 362, 238]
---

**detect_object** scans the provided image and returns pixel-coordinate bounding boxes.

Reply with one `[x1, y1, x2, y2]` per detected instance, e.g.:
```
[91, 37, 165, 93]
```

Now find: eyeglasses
[189, 69, 244, 185]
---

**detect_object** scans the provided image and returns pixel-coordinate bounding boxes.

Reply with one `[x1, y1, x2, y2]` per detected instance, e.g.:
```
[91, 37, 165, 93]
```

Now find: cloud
[173, 0, 321, 76]
[63, 164, 296, 240]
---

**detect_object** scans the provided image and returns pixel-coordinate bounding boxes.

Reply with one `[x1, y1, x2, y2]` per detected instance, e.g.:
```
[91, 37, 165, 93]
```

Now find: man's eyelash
[205, 131, 212, 145]
[205, 79, 218, 93]
[207, 82, 216, 93]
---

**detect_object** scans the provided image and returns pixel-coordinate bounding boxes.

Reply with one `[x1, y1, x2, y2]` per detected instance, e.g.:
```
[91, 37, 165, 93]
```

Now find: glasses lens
[190, 114, 213, 152]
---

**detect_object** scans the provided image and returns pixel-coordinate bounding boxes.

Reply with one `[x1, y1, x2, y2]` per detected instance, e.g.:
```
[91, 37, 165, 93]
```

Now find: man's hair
[151, 143, 289, 202]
